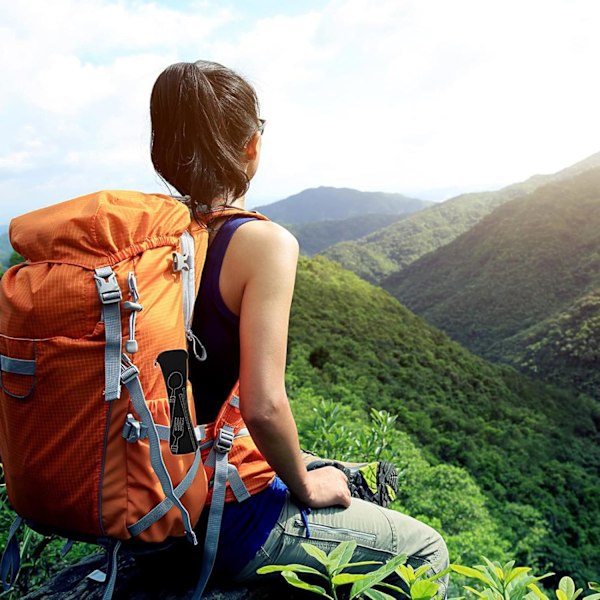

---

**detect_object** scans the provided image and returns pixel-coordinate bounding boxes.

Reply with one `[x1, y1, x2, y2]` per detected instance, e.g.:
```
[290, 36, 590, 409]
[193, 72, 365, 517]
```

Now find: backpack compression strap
[192, 393, 252, 599]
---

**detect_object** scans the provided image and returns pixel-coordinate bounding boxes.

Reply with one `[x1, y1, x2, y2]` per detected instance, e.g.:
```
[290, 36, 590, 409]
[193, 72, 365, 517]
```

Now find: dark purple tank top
[190, 216, 257, 424]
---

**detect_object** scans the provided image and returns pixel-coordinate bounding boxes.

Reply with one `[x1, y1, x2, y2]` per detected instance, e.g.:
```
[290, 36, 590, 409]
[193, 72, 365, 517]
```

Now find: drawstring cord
[186, 329, 207, 361]
[299, 506, 312, 539]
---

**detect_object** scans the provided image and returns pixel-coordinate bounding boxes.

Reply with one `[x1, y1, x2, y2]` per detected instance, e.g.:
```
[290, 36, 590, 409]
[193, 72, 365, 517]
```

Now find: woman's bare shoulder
[233, 218, 299, 258]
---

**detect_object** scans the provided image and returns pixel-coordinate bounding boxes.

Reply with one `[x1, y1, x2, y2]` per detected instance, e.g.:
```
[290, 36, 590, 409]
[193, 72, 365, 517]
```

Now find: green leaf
[557, 590, 568, 600]
[425, 565, 453, 583]
[503, 561, 516, 573]
[530, 573, 556, 584]
[559, 577, 576, 600]
[410, 579, 440, 600]
[257, 563, 327, 579]
[378, 582, 408, 595]
[414, 564, 432, 579]
[363, 589, 398, 600]
[332, 573, 367, 586]
[399, 564, 416, 584]
[301, 543, 330, 567]
[589, 583, 600, 592]
[329, 540, 357, 573]
[350, 554, 408, 598]
[481, 557, 503, 584]
[281, 570, 333, 598]
[339, 560, 383, 570]
[464, 585, 487, 598]
[582, 595, 600, 600]
[526, 583, 549, 600]
[505, 567, 531, 585]
[451, 565, 495, 586]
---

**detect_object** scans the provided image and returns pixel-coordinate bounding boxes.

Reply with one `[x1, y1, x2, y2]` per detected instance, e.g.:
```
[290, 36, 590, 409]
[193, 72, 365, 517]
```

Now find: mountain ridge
[322, 151, 600, 283]
[254, 186, 431, 224]
[382, 166, 600, 399]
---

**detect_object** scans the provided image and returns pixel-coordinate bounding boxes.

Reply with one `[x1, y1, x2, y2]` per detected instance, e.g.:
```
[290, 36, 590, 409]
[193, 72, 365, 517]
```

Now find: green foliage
[257, 540, 409, 600]
[286, 214, 409, 256]
[322, 172, 549, 285]
[515, 290, 600, 400]
[8, 251, 23, 268]
[289, 256, 600, 582]
[452, 561, 600, 600]
[383, 169, 600, 402]
[262, 545, 600, 600]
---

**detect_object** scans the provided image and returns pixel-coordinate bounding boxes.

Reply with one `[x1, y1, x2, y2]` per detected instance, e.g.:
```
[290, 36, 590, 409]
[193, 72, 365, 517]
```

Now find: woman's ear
[244, 131, 261, 161]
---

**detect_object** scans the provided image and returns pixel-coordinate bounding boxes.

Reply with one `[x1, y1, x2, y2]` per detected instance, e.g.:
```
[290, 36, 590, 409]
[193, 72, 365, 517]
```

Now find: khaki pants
[233, 492, 449, 598]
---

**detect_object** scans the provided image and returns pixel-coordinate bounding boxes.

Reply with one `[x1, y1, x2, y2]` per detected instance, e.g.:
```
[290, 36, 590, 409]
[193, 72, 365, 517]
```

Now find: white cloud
[2, 0, 600, 222]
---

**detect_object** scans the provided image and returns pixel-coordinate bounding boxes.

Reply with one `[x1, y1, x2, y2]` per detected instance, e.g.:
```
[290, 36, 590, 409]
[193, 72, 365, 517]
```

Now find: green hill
[323, 151, 600, 284]
[289, 256, 600, 582]
[255, 186, 430, 225]
[285, 213, 409, 256]
[383, 167, 600, 400]
[513, 289, 600, 399]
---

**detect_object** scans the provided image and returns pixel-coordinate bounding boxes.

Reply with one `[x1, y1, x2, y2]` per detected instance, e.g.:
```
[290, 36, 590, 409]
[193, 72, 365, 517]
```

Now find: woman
[150, 60, 449, 597]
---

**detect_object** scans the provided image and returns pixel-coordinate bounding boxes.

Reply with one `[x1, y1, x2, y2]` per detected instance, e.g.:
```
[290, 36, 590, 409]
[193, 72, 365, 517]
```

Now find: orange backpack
[0, 190, 275, 598]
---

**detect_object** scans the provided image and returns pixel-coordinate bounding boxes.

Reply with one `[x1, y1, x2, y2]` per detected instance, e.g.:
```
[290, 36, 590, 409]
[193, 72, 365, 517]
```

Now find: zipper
[294, 519, 377, 544]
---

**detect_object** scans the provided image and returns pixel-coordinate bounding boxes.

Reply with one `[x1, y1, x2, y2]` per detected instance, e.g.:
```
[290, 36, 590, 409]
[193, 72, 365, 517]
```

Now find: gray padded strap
[203, 428, 250, 469]
[101, 540, 121, 600]
[121, 358, 197, 545]
[193, 428, 232, 599]
[0, 356, 35, 376]
[0, 516, 23, 592]
[94, 267, 122, 401]
[127, 448, 202, 537]
[225, 464, 251, 503]
[156, 425, 170, 442]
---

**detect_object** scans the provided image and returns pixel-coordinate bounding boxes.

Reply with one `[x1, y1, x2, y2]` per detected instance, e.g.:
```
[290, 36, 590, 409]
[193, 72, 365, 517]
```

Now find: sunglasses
[258, 118, 266, 135]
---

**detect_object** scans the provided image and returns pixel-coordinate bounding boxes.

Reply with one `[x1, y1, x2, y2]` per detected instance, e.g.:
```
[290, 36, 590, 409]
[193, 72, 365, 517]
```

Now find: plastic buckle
[172, 252, 190, 272]
[214, 428, 234, 454]
[122, 414, 148, 443]
[120, 360, 139, 385]
[94, 271, 123, 305]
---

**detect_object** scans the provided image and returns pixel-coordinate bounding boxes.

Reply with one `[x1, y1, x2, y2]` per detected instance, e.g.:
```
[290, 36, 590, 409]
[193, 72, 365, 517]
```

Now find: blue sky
[2, 0, 600, 223]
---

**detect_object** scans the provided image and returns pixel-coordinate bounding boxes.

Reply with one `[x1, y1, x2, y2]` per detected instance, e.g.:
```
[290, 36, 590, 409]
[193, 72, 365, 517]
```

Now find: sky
[2, 0, 600, 224]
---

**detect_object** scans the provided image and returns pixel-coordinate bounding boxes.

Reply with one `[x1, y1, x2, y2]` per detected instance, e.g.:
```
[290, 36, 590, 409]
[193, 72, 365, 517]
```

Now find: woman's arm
[221, 219, 350, 509]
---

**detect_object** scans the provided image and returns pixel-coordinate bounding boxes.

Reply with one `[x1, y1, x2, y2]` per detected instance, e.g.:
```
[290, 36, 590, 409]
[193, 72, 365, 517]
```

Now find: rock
[21, 551, 311, 600]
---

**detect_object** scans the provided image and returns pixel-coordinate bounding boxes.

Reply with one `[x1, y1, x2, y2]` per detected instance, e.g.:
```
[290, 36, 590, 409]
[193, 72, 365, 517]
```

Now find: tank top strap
[208, 215, 259, 267]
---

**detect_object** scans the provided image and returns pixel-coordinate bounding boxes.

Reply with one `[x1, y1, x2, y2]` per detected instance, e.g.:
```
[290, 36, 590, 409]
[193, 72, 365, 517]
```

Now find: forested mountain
[515, 289, 600, 399]
[383, 167, 600, 399]
[285, 213, 409, 256]
[254, 186, 430, 224]
[289, 256, 600, 583]
[254, 187, 431, 254]
[323, 151, 600, 284]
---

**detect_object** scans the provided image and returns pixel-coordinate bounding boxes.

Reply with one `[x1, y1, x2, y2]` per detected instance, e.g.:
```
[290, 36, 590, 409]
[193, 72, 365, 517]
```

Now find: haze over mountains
[322, 151, 600, 283]
[255, 152, 600, 402]
[254, 187, 432, 255]
[383, 166, 600, 399]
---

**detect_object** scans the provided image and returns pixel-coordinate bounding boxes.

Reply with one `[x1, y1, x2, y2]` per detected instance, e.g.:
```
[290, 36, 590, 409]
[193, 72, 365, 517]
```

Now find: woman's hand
[301, 466, 352, 509]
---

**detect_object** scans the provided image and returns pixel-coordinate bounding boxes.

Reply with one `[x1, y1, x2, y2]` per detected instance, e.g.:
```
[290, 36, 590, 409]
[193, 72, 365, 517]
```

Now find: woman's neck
[211, 195, 246, 210]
